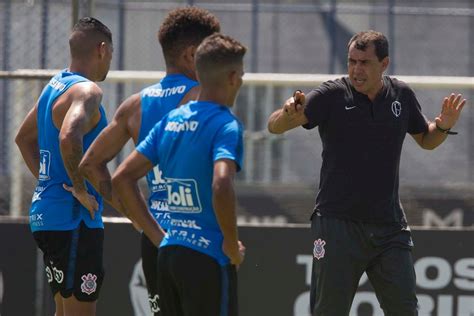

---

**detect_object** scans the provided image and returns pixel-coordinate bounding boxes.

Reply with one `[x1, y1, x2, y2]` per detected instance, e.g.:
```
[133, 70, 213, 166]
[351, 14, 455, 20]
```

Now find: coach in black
[267, 30, 467, 315]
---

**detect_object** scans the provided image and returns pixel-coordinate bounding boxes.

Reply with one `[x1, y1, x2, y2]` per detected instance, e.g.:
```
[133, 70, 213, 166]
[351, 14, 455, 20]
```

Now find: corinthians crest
[391, 101, 402, 117]
[81, 273, 97, 295]
[313, 239, 326, 260]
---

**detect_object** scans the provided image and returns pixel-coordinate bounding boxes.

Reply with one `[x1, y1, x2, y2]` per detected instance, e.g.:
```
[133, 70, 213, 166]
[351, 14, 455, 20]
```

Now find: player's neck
[198, 88, 233, 108]
[69, 60, 95, 81]
[166, 65, 196, 81]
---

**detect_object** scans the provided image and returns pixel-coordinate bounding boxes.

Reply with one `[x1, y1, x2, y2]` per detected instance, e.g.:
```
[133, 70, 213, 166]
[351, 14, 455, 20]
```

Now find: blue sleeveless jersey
[29, 70, 108, 232]
[137, 101, 244, 265]
[138, 74, 198, 230]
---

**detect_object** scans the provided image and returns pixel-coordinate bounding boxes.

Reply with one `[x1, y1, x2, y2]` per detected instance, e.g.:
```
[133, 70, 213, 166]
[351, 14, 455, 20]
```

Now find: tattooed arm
[112, 150, 164, 246]
[59, 82, 103, 218]
[79, 94, 141, 219]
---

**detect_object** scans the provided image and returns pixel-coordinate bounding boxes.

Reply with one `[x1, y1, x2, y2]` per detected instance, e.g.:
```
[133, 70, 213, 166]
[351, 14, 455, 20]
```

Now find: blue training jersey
[138, 74, 198, 230]
[29, 70, 107, 232]
[137, 101, 244, 265]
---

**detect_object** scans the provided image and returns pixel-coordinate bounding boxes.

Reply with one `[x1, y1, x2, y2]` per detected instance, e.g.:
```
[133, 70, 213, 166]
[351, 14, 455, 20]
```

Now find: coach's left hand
[435, 93, 466, 130]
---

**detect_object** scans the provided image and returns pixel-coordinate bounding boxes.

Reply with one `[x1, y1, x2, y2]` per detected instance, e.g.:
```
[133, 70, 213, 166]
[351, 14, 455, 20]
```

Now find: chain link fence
[1, 1, 472, 72]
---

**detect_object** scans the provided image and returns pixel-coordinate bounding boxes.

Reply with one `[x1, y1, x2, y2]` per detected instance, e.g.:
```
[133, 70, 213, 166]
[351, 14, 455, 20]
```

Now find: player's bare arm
[411, 93, 467, 150]
[59, 82, 103, 217]
[267, 90, 308, 134]
[15, 103, 40, 179]
[112, 150, 165, 246]
[212, 159, 243, 266]
[80, 93, 141, 219]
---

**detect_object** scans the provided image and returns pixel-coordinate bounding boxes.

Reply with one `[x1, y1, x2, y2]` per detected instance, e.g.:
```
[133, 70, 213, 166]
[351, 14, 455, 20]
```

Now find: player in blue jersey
[15, 17, 113, 316]
[79, 7, 220, 315]
[112, 33, 247, 316]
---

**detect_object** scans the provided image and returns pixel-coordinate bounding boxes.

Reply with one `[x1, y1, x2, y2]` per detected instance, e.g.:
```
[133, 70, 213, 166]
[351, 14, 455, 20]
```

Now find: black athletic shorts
[309, 212, 418, 316]
[33, 221, 105, 302]
[141, 232, 160, 315]
[157, 245, 238, 316]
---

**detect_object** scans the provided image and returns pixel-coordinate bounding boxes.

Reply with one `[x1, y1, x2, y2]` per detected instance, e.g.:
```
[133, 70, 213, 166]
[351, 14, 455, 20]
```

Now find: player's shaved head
[158, 7, 220, 66]
[69, 17, 113, 59]
[195, 33, 246, 85]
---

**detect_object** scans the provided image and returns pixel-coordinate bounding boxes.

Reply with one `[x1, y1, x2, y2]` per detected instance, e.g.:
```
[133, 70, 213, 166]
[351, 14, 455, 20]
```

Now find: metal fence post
[88, 0, 95, 17]
[245, 85, 256, 183]
[40, 0, 49, 69]
[1, 0, 12, 176]
[271, 0, 281, 73]
[71, 0, 79, 29]
[263, 85, 274, 183]
[251, 0, 259, 73]
[115, 0, 126, 164]
[469, 0, 473, 182]
[280, 87, 293, 183]
[329, 0, 337, 74]
[9, 80, 26, 217]
[388, 0, 396, 74]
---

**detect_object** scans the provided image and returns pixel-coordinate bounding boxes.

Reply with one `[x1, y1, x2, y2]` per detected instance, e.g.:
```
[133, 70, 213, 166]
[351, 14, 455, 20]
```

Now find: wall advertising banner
[0, 222, 472, 316]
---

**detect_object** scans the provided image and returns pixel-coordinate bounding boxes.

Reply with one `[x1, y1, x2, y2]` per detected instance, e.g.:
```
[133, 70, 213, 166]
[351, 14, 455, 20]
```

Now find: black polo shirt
[303, 76, 428, 223]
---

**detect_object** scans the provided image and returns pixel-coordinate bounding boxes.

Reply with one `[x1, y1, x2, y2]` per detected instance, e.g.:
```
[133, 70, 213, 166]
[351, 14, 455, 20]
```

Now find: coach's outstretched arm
[112, 150, 165, 246]
[411, 93, 467, 150]
[267, 90, 308, 134]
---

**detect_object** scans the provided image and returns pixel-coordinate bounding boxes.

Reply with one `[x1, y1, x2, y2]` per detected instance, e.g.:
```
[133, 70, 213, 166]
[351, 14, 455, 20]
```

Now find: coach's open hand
[435, 93, 467, 130]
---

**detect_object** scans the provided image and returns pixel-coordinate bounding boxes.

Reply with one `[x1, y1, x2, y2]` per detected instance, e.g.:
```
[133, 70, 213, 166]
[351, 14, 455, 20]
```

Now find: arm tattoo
[99, 179, 131, 217]
[99, 180, 113, 201]
[64, 144, 86, 191]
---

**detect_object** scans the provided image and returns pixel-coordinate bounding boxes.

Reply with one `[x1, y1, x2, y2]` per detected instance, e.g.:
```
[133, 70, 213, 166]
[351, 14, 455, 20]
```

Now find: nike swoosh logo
[345, 105, 356, 110]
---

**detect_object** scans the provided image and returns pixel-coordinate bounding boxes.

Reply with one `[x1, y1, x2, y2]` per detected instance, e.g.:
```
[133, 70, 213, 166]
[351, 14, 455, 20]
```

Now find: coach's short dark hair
[348, 30, 388, 61]
[69, 17, 112, 58]
[158, 7, 220, 65]
[195, 33, 247, 82]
